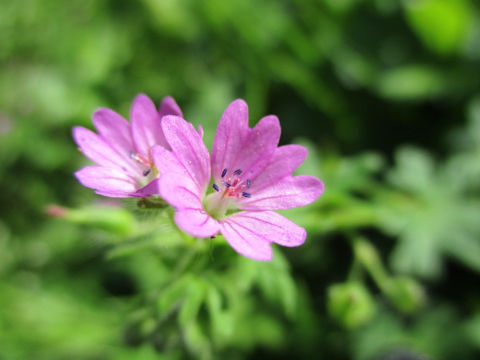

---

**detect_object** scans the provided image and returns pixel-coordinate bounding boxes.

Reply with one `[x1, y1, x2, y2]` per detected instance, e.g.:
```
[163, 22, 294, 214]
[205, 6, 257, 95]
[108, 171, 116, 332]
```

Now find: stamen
[143, 169, 151, 177]
[212, 166, 253, 200]
[129, 151, 151, 169]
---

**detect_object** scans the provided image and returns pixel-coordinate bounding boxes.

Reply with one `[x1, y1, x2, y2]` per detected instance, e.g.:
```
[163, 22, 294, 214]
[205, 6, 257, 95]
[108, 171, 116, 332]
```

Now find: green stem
[147, 237, 202, 305]
[136, 197, 168, 209]
[166, 207, 196, 247]
[347, 256, 363, 282]
[170, 242, 200, 280]
[351, 236, 391, 294]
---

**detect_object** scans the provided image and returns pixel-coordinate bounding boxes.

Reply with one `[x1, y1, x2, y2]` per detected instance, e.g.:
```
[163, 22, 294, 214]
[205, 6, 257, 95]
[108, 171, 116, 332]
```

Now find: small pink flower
[73, 94, 182, 197]
[153, 100, 324, 261]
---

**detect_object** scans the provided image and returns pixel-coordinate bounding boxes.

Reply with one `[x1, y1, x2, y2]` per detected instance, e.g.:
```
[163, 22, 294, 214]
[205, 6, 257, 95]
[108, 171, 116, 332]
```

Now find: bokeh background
[1, 0, 480, 359]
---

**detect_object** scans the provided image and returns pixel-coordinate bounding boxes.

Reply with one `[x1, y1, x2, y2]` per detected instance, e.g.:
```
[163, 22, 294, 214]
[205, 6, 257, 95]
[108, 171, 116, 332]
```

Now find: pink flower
[153, 100, 324, 261]
[73, 94, 182, 197]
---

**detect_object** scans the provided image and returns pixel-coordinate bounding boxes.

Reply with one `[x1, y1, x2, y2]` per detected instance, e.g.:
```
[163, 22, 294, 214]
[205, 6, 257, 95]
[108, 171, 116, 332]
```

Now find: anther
[143, 168, 151, 177]
[246, 179, 251, 188]
[212, 183, 220, 192]
[129, 151, 136, 159]
[242, 192, 251, 198]
[221, 168, 227, 178]
[233, 169, 242, 176]
[224, 182, 232, 188]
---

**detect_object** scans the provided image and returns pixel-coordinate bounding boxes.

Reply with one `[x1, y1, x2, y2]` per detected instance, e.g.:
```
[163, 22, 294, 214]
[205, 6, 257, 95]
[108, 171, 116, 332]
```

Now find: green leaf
[404, 0, 474, 55]
[254, 250, 297, 318]
[179, 281, 206, 327]
[376, 65, 445, 100]
[464, 312, 480, 348]
[390, 232, 442, 279]
[183, 322, 212, 360]
[378, 145, 480, 278]
[387, 147, 435, 193]
[441, 230, 480, 273]
[205, 284, 234, 348]
[64, 206, 136, 237]
[157, 275, 192, 317]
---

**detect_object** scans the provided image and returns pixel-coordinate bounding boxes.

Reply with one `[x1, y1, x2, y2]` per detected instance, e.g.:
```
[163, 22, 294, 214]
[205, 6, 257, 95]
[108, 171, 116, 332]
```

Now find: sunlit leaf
[404, 0, 474, 55]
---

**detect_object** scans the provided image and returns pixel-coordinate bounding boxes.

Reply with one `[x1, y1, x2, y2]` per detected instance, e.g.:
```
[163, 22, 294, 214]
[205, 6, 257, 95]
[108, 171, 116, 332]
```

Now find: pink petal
[75, 166, 138, 195]
[159, 96, 183, 118]
[158, 172, 204, 210]
[224, 211, 306, 247]
[174, 209, 219, 238]
[151, 145, 184, 175]
[158, 168, 219, 238]
[131, 94, 168, 155]
[73, 126, 135, 172]
[211, 99, 250, 182]
[161, 116, 211, 193]
[94, 190, 133, 198]
[92, 108, 140, 175]
[228, 115, 281, 183]
[132, 178, 161, 197]
[238, 175, 324, 211]
[247, 145, 307, 192]
[197, 125, 204, 138]
[219, 215, 274, 261]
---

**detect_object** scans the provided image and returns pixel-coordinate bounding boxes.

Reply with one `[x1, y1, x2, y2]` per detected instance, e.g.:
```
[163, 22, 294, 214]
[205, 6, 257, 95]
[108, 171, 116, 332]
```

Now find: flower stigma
[204, 168, 252, 219]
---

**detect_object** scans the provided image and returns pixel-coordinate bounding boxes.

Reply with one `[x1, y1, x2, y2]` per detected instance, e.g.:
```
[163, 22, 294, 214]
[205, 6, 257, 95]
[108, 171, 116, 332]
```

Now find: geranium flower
[153, 100, 324, 261]
[73, 94, 182, 197]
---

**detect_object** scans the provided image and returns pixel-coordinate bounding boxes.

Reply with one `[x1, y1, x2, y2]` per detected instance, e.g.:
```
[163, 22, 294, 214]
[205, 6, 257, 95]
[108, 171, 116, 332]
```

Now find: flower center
[130, 150, 158, 187]
[204, 168, 252, 219]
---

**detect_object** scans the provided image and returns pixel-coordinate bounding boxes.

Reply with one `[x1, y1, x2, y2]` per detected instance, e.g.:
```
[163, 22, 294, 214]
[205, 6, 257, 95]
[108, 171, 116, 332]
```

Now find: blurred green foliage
[1, 0, 480, 359]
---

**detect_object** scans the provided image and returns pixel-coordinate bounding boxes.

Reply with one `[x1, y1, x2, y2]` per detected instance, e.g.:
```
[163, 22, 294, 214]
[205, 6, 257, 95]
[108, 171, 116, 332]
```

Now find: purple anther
[143, 168, 151, 177]
[224, 182, 232, 188]
[212, 183, 220, 192]
[221, 168, 227, 178]
[242, 192, 251, 198]
[246, 179, 251, 188]
[233, 169, 242, 176]
[129, 151, 136, 159]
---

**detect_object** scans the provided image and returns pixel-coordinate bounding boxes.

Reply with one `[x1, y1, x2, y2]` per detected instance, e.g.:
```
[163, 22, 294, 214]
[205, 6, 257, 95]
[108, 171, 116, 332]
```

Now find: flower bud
[46, 204, 135, 236]
[386, 277, 425, 313]
[327, 282, 376, 329]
